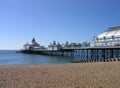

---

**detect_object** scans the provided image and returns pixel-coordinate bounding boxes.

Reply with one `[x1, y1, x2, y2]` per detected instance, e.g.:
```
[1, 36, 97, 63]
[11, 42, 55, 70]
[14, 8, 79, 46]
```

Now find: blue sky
[0, 0, 120, 50]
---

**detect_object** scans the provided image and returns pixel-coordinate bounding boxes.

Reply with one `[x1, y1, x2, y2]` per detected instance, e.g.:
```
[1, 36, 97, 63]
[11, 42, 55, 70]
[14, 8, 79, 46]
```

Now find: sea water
[0, 50, 78, 65]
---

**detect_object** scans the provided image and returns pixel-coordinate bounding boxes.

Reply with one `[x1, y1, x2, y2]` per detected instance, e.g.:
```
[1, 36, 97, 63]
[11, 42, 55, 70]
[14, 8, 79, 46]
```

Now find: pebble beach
[0, 62, 120, 88]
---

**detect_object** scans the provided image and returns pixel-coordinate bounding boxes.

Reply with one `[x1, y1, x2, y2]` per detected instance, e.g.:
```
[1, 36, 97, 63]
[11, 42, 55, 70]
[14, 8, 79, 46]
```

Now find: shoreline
[0, 62, 120, 88]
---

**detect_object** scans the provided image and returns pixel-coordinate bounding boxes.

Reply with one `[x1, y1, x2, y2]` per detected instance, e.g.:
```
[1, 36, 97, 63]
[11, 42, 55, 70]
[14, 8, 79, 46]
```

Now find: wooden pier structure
[21, 46, 120, 63]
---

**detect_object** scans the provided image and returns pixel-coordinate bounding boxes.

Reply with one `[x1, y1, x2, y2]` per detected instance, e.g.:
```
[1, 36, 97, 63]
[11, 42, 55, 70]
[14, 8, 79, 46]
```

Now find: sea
[0, 50, 79, 65]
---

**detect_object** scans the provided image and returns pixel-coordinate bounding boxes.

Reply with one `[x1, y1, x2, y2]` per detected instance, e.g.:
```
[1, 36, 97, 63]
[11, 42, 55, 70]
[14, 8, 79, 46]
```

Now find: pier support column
[96, 50, 99, 62]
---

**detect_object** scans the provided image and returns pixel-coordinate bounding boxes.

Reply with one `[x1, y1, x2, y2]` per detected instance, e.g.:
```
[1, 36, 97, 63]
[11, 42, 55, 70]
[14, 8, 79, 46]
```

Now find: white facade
[93, 26, 120, 47]
[48, 45, 59, 51]
[47, 41, 62, 51]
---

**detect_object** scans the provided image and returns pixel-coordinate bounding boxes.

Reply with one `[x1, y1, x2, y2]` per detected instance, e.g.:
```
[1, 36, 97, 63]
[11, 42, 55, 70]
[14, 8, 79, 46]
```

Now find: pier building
[62, 41, 81, 48]
[48, 41, 62, 51]
[23, 38, 46, 50]
[93, 26, 120, 47]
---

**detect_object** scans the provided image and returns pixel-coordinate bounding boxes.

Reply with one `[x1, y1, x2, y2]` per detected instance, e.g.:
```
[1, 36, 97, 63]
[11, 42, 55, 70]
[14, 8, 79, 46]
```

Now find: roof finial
[32, 38, 36, 43]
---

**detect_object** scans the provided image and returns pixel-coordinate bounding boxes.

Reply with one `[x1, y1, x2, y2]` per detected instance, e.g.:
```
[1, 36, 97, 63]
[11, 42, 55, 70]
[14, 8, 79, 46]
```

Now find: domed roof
[97, 26, 120, 39]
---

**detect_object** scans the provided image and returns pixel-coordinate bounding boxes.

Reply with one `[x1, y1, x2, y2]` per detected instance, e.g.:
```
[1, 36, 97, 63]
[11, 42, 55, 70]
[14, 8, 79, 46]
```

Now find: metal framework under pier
[21, 46, 120, 62]
[44, 47, 120, 62]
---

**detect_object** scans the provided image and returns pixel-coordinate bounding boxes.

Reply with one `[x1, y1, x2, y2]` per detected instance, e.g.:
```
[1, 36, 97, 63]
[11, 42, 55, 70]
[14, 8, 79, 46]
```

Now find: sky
[0, 0, 120, 50]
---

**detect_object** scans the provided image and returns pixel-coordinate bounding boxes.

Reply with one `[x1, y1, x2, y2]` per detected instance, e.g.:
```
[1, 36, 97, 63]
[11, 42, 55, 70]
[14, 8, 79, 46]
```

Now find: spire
[32, 38, 36, 43]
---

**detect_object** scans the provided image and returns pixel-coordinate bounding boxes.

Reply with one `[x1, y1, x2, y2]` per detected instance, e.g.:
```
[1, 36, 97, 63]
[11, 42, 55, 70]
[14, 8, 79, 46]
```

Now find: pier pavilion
[23, 38, 46, 50]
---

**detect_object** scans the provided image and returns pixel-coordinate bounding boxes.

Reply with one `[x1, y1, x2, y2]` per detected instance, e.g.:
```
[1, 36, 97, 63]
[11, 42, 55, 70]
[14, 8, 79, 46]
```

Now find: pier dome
[93, 26, 120, 47]
[97, 26, 120, 39]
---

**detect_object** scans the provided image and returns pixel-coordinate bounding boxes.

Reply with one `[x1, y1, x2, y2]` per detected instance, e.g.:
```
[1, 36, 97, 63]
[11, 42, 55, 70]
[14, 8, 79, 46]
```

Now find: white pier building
[23, 38, 45, 50]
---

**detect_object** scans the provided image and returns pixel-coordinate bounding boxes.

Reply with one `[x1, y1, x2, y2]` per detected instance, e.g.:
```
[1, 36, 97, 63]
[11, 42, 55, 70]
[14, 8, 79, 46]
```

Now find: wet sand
[0, 62, 120, 88]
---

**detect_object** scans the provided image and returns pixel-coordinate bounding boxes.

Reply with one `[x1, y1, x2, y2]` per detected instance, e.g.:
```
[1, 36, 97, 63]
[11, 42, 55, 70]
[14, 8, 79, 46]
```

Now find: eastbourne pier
[21, 26, 120, 62]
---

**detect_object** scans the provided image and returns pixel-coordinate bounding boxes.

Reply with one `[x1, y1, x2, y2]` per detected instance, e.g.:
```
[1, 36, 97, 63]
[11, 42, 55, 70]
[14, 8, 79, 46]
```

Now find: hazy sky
[0, 0, 120, 50]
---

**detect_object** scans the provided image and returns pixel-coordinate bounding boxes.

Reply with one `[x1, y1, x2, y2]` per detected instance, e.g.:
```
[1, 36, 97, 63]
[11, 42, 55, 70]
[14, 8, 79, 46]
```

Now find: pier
[21, 26, 120, 63]
[21, 46, 120, 63]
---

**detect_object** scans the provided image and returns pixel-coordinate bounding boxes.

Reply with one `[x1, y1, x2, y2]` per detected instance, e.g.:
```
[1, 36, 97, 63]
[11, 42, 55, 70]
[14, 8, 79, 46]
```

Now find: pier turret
[31, 38, 36, 43]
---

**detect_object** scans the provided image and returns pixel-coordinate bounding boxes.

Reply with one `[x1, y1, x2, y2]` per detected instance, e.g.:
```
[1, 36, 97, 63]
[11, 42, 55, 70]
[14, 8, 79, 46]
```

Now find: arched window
[96, 37, 98, 41]
[104, 37, 106, 40]
[112, 36, 114, 40]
